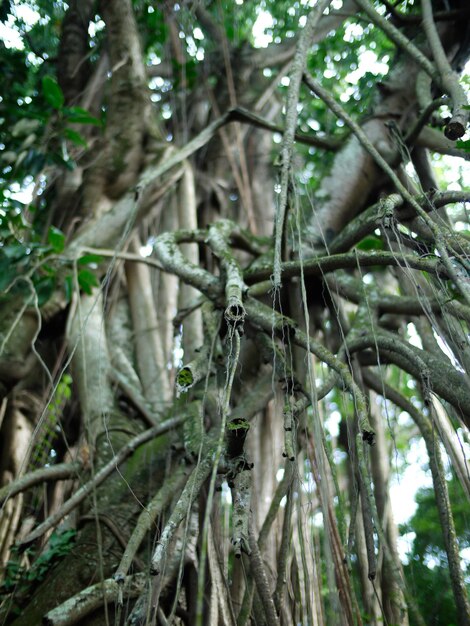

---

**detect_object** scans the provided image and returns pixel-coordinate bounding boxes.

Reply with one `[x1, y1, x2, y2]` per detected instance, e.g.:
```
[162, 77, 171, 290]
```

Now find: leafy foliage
[402, 478, 470, 626]
[0, 530, 76, 615]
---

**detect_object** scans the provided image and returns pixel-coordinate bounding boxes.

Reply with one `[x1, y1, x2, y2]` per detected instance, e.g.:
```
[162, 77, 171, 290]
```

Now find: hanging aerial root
[283, 401, 297, 462]
[245, 297, 375, 443]
[114, 464, 188, 583]
[207, 219, 246, 327]
[355, 433, 426, 626]
[363, 370, 470, 624]
[273, 0, 334, 288]
[150, 452, 213, 575]
[231, 469, 252, 558]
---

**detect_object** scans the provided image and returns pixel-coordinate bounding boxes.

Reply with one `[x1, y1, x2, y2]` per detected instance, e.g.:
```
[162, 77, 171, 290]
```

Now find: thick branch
[0, 462, 81, 505]
[245, 249, 442, 284]
[98, 0, 151, 196]
[349, 331, 470, 429]
[57, 0, 95, 105]
[43, 573, 146, 626]
[353, 0, 438, 80]
[421, 0, 469, 139]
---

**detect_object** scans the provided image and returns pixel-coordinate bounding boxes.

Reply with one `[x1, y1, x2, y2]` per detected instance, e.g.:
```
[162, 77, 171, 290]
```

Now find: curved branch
[0, 462, 82, 506]
[327, 272, 470, 324]
[19, 416, 185, 546]
[43, 573, 146, 626]
[348, 331, 470, 429]
[421, 0, 469, 139]
[363, 370, 470, 624]
[353, 0, 438, 81]
[245, 249, 442, 284]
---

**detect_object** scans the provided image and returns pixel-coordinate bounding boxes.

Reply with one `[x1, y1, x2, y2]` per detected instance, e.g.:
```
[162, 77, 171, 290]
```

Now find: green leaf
[47, 226, 65, 253]
[456, 139, 470, 153]
[64, 106, 102, 126]
[0, 258, 16, 290]
[64, 128, 88, 148]
[1, 244, 28, 260]
[78, 269, 99, 294]
[77, 253, 104, 266]
[42, 76, 64, 109]
[34, 276, 55, 306]
[356, 236, 384, 251]
[64, 275, 73, 303]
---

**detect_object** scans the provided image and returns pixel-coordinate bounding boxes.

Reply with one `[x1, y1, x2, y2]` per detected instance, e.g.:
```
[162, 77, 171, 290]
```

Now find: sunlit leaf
[47, 226, 65, 253]
[77, 269, 99, 294]
[77, 253, 104, 266]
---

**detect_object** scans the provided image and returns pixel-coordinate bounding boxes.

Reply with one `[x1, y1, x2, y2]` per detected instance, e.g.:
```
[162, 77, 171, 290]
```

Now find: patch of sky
[391, 437, 433, 526]
[252, 9, 274, 48]
[88, 19, 105, 38]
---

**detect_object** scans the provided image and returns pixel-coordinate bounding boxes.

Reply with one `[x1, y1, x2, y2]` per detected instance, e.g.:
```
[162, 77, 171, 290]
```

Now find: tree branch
[19, 416, 185, 546]
[0, 462, 81, 505]
[421, 0, 469, 139]
[353, 0, 437, 80]
[273, 0, 333, 288]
